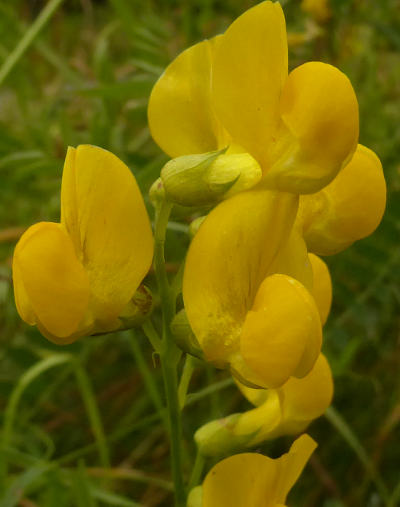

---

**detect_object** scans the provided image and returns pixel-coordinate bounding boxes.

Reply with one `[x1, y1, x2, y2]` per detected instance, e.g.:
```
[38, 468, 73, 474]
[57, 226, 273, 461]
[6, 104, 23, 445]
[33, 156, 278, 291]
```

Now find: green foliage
[0, 0, 399, 505]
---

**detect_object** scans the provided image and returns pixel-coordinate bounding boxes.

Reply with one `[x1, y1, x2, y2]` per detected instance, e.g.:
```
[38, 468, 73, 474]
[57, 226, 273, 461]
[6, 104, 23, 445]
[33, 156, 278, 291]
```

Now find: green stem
[178, 355, 196, 409]
[187, 450, 205, 493]
[154, 201, 175, 334]
[142, 318, 163, 353]
[0, 0, 65, 86]
[154, 201, 186, 507]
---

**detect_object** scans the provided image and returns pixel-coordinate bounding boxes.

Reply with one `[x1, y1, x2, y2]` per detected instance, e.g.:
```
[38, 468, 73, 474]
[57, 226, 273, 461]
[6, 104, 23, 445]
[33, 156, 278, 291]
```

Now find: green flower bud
[161, 148, 262, 207]
[195, 414, 255, 457]
[171, 309, 203, 359]
[187, 486, 203, 507]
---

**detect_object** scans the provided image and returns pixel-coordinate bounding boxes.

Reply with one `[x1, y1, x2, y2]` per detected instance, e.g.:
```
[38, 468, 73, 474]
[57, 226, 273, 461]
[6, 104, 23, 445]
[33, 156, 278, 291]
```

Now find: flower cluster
[148, 0, 386, 502]
[12, 1, 386, 505]
[149, 0, 385, 390]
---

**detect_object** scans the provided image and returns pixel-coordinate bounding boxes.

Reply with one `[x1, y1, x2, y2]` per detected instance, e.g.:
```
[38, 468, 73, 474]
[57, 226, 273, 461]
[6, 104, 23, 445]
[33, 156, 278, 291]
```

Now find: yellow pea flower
[149, 1, 359, 195]
[297, 144, 387, 255]
[13, 145, 154, 344]
[188, 434, 317, 507]
[194, 253, 332, 456]
[195, 354, 332, 457]
[183, 188, 322, 389]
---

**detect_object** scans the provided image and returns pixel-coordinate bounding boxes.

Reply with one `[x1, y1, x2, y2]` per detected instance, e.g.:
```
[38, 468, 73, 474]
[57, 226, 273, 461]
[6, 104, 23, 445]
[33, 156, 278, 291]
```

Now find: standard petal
[183, 189, 298, 366]
[61, 145, 154, 324]
[266, 62, 359, 193]
[309, 254, 332, 324]
[13, 222, 90, 341]
[148, 39, 226, 158]
[240, 274, 322, 388]
[299, 144, 386, 254]
[212, 1, 288, 168]
[60, 146, 79, 253]
[269, 229, 313, 291]
[203, 452, 278, 507]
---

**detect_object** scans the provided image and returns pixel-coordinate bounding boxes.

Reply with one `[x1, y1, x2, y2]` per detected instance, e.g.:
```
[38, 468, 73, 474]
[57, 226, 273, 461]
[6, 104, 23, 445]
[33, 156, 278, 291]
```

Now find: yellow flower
[148, 1, 359, 195]
[13, 145, 154, 344]
[188, 434, 317, 507]
[297, 144, 386, 255]
[195, 354, 332, 457]
[194, 257, 332, 455]
[183, 190, 323, 389]
[301, 0, 331, 23]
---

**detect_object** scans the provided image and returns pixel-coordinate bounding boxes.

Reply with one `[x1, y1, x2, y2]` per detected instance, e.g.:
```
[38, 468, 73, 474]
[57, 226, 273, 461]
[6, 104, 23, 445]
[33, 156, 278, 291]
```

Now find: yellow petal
[266, 62, 359, 193]
[235, 355, 332, 443]
[13, 222, 90, 342]
[61, 145, 154, 325]
[309, 254, 332, 325]
[183, 189, 298, 366]
[275, 434, 317, 503]
[280, 354, 333, 426]
[212, 1, 288, 168]
[269, 229, 313, 291]
[202, 434, 316, 507]
[60, 146, 79, 251]
[203, 452, 278, 507]
[148, 39, 227, 158]
[240, 274, 322, 388]
[299, 144, 386, 254]
[236, 378, 269, 407]
[235, 390, 282, 446]
[13, 235, 36, 326]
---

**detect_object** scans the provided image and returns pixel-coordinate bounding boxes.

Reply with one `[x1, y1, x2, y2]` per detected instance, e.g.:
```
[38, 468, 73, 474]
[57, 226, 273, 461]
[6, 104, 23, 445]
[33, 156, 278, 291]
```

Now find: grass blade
[0, 0, 65, 86]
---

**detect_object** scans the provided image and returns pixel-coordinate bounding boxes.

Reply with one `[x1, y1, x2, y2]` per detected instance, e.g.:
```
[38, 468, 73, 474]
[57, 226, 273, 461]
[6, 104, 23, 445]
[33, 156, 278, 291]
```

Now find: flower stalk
[153, 200, 186, 507]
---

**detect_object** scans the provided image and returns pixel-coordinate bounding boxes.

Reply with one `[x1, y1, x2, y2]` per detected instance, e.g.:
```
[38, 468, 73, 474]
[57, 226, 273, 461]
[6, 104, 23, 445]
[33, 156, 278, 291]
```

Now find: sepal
[195, 414, 255, 457]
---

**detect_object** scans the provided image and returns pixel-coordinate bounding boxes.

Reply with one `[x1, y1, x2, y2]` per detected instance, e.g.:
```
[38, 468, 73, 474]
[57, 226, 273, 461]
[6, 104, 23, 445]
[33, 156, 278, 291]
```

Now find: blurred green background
[0, 0, 399, 505]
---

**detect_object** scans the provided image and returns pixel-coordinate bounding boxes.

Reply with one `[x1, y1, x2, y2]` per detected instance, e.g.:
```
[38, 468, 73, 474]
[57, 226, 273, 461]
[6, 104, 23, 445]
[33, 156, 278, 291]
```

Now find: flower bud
[161, 149, 262, 207]
[195, 414, 255, 457]
[170, 309, 203, 359]
[187, 486, 203, 507]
